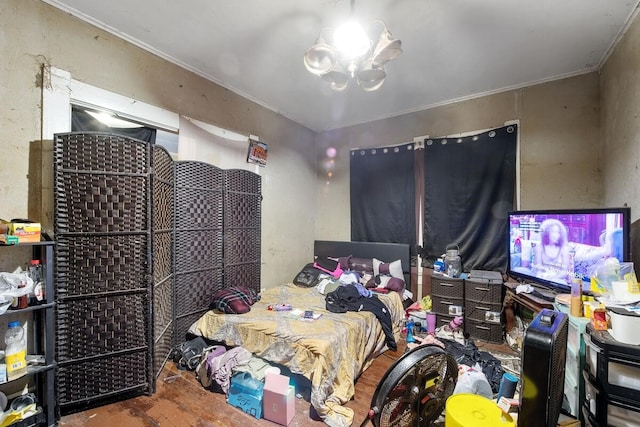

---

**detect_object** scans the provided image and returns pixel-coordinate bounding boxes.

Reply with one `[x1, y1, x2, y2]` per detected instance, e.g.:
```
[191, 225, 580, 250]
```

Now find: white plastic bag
[452, 363, 493, 399]
[591, 258, 621, 295]
[591, 260, 638, 295]
[0, 272, 34, 308]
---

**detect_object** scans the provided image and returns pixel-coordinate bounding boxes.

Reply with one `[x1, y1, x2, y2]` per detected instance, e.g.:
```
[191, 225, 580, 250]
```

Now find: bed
[188, 240, 410, 427]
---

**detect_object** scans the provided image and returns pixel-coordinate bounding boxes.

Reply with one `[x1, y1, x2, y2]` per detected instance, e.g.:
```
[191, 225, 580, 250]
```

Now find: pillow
[371, 258, 405, 292]
[337, 255, 352, 270]
[350, 257, 374, 274]
[209, 286, 260, 314]
[373, 258, 404, 279]
[367, 275, 406, 292]
[380, 276, 406, 292]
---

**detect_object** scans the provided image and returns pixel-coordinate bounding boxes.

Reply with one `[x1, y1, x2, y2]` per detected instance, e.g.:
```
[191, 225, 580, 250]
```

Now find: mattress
[189, 282, 404, 427]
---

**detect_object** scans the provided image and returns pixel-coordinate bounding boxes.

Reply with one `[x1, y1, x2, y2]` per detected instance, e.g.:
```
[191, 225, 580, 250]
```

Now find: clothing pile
[325, 283, 397, 351]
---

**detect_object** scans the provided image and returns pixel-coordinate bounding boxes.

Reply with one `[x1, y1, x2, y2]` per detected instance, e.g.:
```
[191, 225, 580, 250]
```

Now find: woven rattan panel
[53, 134, 263, 409]
[174, 161, 224, 341]
[223, 170, 261, 292]
[152, 146, 174, 383]
[54, 132, 153, 412]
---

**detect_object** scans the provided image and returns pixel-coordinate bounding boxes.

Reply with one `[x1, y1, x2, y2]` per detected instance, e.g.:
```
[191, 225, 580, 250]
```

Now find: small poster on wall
[247, 138, 268, 166]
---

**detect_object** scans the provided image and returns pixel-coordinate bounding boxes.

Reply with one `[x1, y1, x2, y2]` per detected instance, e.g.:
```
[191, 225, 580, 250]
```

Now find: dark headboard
[314, 240, 411, 284]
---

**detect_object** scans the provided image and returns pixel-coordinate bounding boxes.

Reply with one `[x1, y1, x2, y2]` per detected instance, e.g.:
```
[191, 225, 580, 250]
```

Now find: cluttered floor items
[171, 336, 309, 425]
[168, 285, 586, 427]
[411, 334, 522, 424]
[171, 327, 523, 427]
[401, 293, 533, 426]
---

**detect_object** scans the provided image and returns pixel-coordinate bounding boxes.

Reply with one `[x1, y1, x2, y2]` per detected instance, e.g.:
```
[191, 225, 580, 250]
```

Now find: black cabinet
[0, 240, 56, 426]
[430, 274, 464, 329]
[583, 324, 640, 426]
[430, 271, 504, 343]
[464, 278, 503, 343]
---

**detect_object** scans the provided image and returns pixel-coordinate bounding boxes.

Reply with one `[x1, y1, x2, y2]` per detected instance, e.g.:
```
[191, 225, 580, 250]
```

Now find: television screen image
[508, 208, 631, 294]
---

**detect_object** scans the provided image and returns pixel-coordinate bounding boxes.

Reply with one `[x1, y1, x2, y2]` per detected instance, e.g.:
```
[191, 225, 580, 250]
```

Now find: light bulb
[333, 20, 370, 59]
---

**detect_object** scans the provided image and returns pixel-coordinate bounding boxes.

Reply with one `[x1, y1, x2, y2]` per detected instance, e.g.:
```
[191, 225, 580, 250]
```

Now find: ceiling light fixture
[304, 0, 402, 92]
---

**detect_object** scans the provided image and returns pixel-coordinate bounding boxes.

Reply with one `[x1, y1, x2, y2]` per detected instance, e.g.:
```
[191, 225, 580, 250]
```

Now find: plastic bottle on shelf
[434, 258, 445, 274]
[28, 259, 44, 305]
[570, 278, 583, 317]
[5, 321, 27, 381]
[406, 319, 416, 343]
[10, 275, 28, 310]
[444, 244, 462, 278]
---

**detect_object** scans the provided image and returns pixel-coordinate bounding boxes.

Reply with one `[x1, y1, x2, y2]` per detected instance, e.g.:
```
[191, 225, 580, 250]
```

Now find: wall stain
[34, 60, 53, 90]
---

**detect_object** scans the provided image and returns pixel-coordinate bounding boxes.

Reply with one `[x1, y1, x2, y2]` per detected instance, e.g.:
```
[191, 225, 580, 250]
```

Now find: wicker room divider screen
[151, 145, 175, 390]
[173, 161, 225, 343]
[223, 170, 262, 291]
[172, 164, 262, 344]
[53, 132, 261, 413]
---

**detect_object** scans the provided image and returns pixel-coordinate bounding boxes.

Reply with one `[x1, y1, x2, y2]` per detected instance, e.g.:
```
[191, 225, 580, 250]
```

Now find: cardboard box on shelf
[0, 220, 41, 243]
[9, 221, 41, 243]
[263, 372, 295, 426]
[0, 235, 19, 245]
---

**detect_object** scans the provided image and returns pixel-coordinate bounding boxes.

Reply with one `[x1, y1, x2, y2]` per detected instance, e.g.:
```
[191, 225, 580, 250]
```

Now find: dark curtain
[350, 143, 416, 255]
[423, 125, 517, 272]
[72, 106, 157, 143]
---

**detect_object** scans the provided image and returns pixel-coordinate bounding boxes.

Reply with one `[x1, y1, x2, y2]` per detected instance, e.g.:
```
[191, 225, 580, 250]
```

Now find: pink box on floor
[263, 372, 295, 426]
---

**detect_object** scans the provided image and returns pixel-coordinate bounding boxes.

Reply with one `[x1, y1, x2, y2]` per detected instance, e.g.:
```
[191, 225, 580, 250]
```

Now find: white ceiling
[41, 0, 640, 132]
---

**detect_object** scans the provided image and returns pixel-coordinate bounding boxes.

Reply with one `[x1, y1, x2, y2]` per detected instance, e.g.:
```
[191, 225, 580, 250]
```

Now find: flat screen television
[507, 207, 631, 294]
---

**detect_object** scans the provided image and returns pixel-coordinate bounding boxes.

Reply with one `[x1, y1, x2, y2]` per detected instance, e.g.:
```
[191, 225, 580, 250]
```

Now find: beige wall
[1, 0, 637, 283]
[600, 13, 640, 223]
[0, 0, 317, 287]
[315, 73, 603, 240]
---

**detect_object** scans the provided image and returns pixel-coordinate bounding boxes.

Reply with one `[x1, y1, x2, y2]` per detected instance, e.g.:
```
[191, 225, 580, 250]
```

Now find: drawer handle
[440, 283, 454, 287]
[610, 356, 640, 368]
[476, 306, 490, 311]
[474, 287, 489, 292]
[476, 325, 490, 331]
[441, 301, 454, 305]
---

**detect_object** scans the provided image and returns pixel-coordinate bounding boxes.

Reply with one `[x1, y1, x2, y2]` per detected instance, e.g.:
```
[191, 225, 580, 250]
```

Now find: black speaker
[518, 308, 568, 427]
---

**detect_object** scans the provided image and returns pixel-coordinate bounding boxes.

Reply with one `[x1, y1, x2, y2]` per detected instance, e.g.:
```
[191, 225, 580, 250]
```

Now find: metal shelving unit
[0, 240, 56, 426]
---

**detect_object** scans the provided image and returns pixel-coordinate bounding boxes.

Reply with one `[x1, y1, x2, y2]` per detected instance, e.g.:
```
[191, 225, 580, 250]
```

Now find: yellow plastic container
[445, 394, 515, 427]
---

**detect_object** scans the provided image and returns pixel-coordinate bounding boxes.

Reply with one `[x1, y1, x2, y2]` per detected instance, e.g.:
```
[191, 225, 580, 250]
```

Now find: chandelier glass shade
[304, 18, 402, 92]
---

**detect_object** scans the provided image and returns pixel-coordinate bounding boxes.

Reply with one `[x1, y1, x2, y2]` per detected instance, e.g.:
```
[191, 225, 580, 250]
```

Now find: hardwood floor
[58, 341, 410, 427]
[58, 338, 516, 427]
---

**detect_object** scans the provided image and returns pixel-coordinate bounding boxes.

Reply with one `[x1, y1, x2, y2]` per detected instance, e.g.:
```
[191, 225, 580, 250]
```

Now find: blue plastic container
[227, 373, 264, 419]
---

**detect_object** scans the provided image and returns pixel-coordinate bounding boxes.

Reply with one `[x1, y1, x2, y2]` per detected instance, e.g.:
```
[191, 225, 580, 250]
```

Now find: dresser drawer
[465, 278, 503, 304]
[434, 313, 461, 329]
[464, 300, 502, 323]
[466, 318, 503, 343]
[432, 294, 464, 316]
[431, 274, 464, 298]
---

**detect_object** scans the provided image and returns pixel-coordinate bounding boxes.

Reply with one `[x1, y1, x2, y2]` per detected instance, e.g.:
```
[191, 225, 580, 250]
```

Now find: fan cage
[369, 345, 458, 427]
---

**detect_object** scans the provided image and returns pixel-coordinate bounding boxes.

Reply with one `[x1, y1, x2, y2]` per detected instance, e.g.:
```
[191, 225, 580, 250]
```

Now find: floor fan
[360, 345, 458, 427]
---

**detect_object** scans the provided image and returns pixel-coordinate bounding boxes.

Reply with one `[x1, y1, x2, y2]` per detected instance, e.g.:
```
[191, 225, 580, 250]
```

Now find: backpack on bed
[293, 262, 322, 287]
